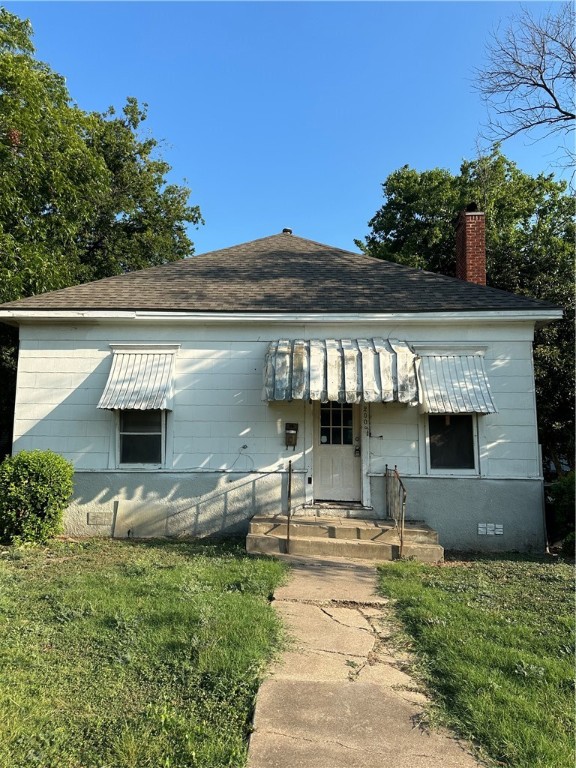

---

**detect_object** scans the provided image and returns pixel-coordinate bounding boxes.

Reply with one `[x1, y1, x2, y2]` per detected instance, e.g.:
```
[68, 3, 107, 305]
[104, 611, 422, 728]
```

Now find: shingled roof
[0, 232, 558, 314]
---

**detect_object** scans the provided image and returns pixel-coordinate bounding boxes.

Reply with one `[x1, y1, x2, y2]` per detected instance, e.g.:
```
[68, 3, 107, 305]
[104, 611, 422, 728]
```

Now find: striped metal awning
[263, 339, 418, 404]
[97, 344, 180, 410]
[418, 354, 497, 414]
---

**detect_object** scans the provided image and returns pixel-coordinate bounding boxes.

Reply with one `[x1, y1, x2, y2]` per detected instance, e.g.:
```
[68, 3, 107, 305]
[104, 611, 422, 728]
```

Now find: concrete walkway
[247, 555, 484, 768]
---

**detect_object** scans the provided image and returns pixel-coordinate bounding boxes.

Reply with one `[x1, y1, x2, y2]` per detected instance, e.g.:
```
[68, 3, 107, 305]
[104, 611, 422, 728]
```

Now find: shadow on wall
[67, 469, 296, 539]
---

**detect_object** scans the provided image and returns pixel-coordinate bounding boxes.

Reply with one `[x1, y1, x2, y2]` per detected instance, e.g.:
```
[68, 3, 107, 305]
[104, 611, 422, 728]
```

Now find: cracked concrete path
[247, 555, 483, 768]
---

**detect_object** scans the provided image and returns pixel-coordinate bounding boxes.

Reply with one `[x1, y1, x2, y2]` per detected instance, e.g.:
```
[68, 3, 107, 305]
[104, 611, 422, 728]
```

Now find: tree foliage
[358, 149, 574, 473]
[476, 4, 575, 147]
[0, 8, 202, 447]
[0, 9, 202, 302]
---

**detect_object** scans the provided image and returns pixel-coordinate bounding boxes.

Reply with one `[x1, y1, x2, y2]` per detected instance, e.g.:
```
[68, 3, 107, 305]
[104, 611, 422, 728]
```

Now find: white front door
[314, 402, 361, 502]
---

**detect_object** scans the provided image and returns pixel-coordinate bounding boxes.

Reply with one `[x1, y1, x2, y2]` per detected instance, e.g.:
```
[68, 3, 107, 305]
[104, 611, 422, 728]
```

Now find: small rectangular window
[428, 415, 475, 470]
[119, 410, 163, 465]
[319, 403, 354, 445]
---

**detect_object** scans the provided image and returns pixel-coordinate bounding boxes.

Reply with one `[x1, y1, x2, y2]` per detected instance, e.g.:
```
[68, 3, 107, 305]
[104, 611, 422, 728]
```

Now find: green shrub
[0, 450, 74, 544]
[561, 531, 575, 559]
[549, 471, 575, 538]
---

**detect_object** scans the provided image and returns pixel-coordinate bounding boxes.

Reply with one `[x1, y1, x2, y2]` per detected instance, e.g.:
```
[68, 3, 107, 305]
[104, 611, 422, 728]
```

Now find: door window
[320, 403, 354, 445]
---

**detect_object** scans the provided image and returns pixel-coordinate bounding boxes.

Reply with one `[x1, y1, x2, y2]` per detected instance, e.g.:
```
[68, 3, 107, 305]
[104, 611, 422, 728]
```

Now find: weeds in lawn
[378, 554, 575, 768]
[0, 537, 286, 768]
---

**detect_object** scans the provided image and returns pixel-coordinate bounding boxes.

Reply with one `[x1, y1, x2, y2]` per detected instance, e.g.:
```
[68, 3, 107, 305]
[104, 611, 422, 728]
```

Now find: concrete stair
[246, 514, 444, 563]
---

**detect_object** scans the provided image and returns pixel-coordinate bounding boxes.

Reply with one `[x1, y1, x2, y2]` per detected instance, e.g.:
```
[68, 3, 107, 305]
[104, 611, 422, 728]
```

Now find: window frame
[116, 409, 166, 469]
[425, 413, 479, 476]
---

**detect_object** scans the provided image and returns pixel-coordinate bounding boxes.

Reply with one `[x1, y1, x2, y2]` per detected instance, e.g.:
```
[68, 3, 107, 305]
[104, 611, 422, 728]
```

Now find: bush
[549, 471, 575, 539]
[0, 450, 74, 544]
[561, 531, 575, 559]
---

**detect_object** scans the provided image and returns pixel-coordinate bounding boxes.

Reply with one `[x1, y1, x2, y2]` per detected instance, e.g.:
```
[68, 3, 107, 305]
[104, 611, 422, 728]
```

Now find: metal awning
[97, 344, 179, 410]
[418, 354, 497, 414]
[263, 338, 418, 404]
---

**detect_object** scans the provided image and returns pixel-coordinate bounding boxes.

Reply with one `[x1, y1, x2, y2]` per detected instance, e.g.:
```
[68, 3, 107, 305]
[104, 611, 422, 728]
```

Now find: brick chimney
[455, 206, 486, 285]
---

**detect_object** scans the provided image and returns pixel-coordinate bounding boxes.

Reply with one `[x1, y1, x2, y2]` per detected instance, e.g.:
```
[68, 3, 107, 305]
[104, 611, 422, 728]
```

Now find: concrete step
[246, 532, 444, 564]
[401, 522, 441, 545]
[249, 515, 439, 545]
[298, 504, 378, 519]
[400, 542, 446, 562]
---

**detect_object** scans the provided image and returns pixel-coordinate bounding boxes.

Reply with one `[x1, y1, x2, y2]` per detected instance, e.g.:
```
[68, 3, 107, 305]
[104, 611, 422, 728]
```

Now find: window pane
[120, 434, 162, 464]
[120, 410, 162, 432]
[319, 404, 356, 445]
[429, 415, 474, 469]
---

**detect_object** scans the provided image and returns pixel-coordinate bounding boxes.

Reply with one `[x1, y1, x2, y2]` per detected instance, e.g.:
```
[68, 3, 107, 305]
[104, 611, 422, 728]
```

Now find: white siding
[367, 402, 421, 476]
[13, 319, 541, 480]
[481, 340, 540, 477]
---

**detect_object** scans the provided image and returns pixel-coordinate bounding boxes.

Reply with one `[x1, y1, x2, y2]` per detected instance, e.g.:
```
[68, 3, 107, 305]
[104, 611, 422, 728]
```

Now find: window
[320, 402, 354, 445]
[119, 410, 164, 465]
[428, 414, 475, 470]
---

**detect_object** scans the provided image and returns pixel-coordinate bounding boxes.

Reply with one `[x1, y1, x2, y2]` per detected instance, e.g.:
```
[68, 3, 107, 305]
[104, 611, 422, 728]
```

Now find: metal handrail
[286, 459, 292, 554]
[385, 464, 407, 558]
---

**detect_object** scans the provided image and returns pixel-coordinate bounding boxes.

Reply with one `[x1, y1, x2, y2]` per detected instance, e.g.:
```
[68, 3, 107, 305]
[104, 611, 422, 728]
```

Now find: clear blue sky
[6, 1, 569, 255]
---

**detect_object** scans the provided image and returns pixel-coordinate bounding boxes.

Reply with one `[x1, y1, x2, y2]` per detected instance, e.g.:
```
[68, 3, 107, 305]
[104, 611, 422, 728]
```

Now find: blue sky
[6, 1, 569, 255]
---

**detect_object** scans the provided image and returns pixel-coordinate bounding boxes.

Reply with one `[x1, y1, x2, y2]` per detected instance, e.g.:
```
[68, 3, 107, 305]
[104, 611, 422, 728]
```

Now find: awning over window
[263, 339, 418, 404]
[97, 344, 179, 410]
[418, 354, 497, 414]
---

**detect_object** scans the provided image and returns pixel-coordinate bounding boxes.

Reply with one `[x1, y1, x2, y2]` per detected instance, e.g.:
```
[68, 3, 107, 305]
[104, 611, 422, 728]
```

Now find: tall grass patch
[0, 538, 286, 768]
[378, 555, 574, 768]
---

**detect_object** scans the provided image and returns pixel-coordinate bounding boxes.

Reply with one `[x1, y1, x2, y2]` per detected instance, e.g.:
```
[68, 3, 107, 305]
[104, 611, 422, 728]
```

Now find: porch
[246, 510, 444, 563]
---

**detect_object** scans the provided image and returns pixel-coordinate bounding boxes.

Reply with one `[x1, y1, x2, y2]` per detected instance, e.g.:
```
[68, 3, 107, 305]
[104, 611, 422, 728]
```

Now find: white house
[0, 213, 561, 553]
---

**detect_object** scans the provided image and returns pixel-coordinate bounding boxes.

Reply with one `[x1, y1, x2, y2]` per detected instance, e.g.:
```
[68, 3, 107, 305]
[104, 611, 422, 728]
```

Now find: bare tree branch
[476, 4, 575, 145]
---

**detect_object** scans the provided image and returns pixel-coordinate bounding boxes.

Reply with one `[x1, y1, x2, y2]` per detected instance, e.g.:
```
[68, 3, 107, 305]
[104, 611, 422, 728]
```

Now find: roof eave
[0, 308, 563, 326]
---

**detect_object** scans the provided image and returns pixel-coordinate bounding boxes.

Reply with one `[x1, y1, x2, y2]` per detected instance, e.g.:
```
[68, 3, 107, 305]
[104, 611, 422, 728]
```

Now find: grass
[0, 537, 287, 768]
[378, 554, 575, 768]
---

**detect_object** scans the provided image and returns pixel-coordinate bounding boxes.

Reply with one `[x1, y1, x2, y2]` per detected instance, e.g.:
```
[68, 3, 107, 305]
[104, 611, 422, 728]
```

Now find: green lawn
[378, 554, 575, 768]
[0, 538, 287, 768]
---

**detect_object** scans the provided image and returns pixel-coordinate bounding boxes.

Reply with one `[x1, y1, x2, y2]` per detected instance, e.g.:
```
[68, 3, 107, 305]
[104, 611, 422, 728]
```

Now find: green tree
[358, 149, 574, 473]
[0, 11, 104, 301]
[0, 8, 202, 450]
[74, 97, 201, 283]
